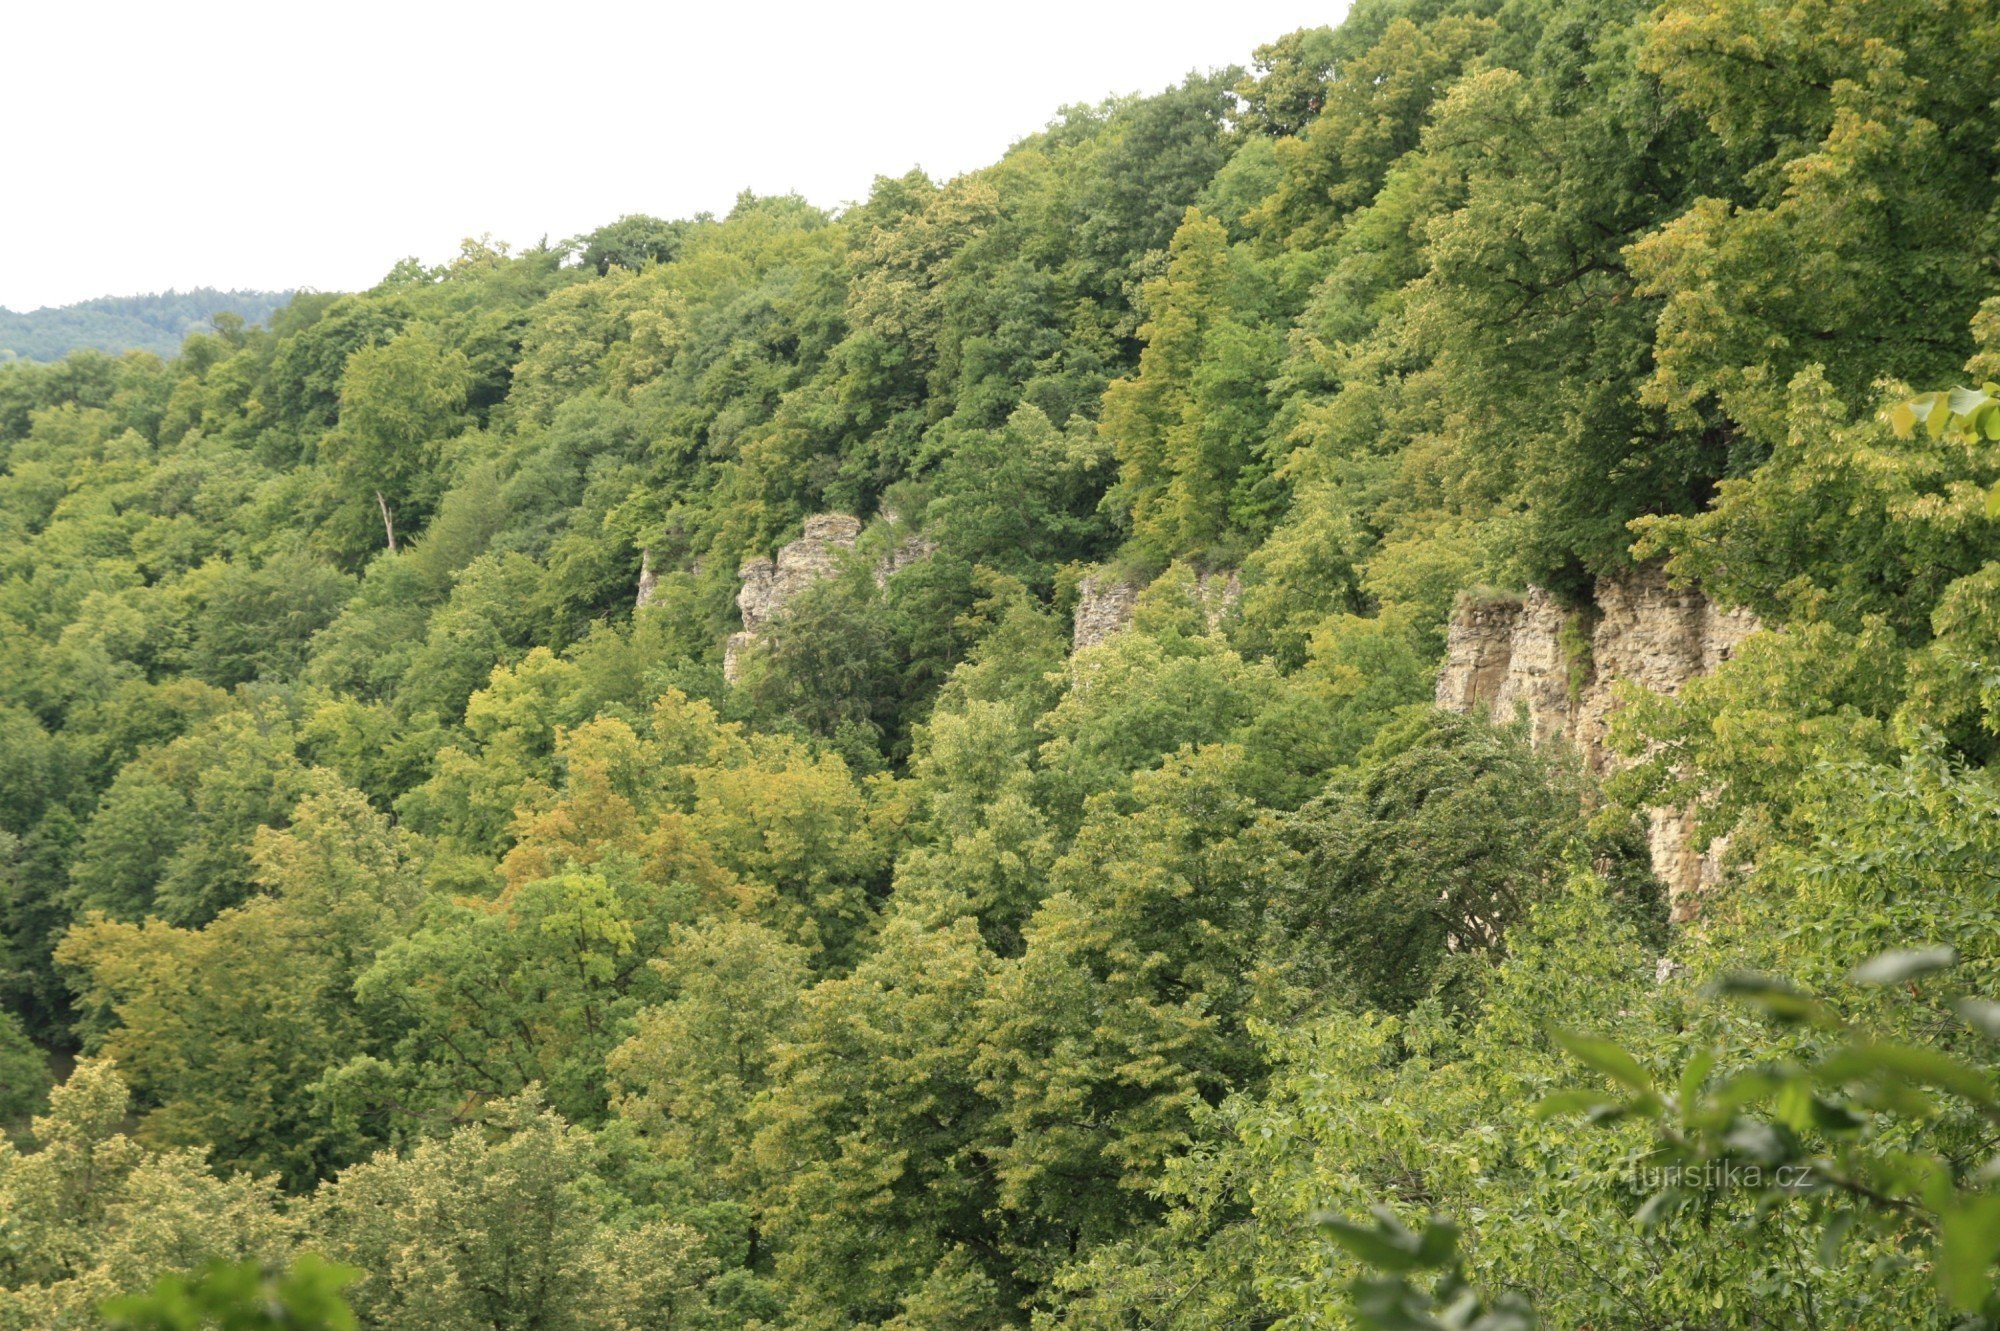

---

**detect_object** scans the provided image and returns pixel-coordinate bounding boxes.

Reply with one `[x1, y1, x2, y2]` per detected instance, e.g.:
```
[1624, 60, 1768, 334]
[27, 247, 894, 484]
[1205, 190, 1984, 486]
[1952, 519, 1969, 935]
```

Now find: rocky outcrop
[717, 511, 943, 683]
[738, 514, 863, 633]
[635, 548, 661, 610]
[1073, 573, 1143, 650]
[1436, 588, 1575, 751]
[1195, 570, 1242, 632]
[1071, 568, 1242, 650]
[635, 551, 704, 610]
[1435, 564, 1759, 916]
[880, 534, 937, 582]
[722, 514, 863, 682]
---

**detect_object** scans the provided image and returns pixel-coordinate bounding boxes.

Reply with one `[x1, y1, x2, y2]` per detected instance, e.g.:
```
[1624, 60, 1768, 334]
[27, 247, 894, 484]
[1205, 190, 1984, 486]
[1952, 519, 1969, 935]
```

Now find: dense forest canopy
[6, 0, 2000, 1326]
[0, 289, 298, 363]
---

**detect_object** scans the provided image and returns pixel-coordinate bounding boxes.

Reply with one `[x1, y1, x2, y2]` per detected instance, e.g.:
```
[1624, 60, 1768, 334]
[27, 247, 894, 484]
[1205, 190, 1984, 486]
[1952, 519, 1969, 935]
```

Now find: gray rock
[1434, 564, 1760, 919]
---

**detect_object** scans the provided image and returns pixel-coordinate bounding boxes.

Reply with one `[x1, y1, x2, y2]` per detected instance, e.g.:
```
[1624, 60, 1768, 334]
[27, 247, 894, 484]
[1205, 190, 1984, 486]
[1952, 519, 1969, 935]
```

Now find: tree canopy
[5, 1, 2000, 1324]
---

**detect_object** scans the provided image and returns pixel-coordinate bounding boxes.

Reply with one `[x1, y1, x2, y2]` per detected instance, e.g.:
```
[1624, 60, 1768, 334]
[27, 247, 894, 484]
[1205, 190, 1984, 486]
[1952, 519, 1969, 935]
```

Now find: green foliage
[1319, 1210, 1536, 1331]
[0, 1008, 49, 1128]
[0, 1061, 295, 1326]
[1233, 27, 1340, 139]
[1101, 208, 1280, 565]
[1324, 940, 2000, 1327]
[574, 214, 692, 276]
[308, 1091, 716, 1331]
[0, 1, 1996, 1322]
[350, 864, 682, 1127]
[1279, 711, 1660, 1014]
[321, 326, 473, 560]
[102, 1257, 359, 1331]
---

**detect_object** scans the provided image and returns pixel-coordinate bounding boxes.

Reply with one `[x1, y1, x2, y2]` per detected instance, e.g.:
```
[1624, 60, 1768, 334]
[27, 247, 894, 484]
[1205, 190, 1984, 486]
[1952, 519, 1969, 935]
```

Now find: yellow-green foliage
[2, 0, 1999, 1324]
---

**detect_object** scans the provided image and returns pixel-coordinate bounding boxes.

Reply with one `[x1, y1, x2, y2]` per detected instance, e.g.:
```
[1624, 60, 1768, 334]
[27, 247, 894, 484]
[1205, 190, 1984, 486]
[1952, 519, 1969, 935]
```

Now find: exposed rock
[722, 514, 863, 683]
[738, 513, 862, 634]
[635, 548, 660, 610]
[722, 630, 758, 682]
[635, 551, 704, 610]
[1433, 595, 1525, 713]
[1071, 568, 1242, 650]
[1434, 564, 1761, 917]
[1490, 588, 1574, 752]
[1195, 569, 1243, 632]
[870, 504, 937, 587]
[718, 512, 944, 683]
[1072, 573, 1143, 650]
[1570, 569, 1732, 772]
[876, 532, 938, 586]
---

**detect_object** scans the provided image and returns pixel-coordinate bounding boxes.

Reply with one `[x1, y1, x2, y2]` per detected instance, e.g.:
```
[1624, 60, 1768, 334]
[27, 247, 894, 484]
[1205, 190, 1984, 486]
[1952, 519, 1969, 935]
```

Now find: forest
[0, 291, 298, 365]
[3, 0, 2000, 1326]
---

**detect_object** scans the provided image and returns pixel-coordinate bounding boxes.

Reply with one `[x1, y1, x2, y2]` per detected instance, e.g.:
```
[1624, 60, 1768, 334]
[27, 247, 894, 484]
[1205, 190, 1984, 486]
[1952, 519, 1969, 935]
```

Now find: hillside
[0, 288, 298, 362]
[4, 0, 2000, 1327]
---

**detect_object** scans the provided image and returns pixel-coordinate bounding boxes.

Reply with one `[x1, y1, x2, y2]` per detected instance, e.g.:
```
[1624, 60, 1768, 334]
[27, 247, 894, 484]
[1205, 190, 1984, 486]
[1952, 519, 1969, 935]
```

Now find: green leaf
[1927, 395, 1954, 439]
[1947, 385, 1991, 418]
[1821, 1041, 1996, 1107]
[1317, 1211, 1425, 1273]
[1944, 383, 1992, 415]
[1414, 1217, 1460, 1268]
[1851, 946, 1958, 986]
[1938, 1195, 2000, 1311]
[1635, 1188, 1683, 1227]
[1708, 1067, 1791, 1117]
[1550, 1028, 1653, 1093]
[1679, 1048, 1717, 1115]
[1890, 400, 1918, 438]
[1972, 402, 1999, 441]
[1475, 1294, 1540, 1331]
[1723, 1117, 1790, 1165]
[1818, 1211, 1855, 1266]
[1808, 1096, 1865, 1133]
[1712, 973, 1838, 1028]
[1349, 1275, 1434, 1330]
[1532, 1088, 1620, 1120]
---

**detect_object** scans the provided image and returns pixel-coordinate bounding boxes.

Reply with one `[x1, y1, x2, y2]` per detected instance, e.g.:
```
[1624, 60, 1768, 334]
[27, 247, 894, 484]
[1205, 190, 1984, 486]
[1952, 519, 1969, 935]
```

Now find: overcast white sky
[0, 0, 1347, 312]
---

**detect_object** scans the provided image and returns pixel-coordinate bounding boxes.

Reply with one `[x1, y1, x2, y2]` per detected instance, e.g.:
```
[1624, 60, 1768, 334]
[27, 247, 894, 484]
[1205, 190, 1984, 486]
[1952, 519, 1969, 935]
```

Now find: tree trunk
[375, 490, 398, 553]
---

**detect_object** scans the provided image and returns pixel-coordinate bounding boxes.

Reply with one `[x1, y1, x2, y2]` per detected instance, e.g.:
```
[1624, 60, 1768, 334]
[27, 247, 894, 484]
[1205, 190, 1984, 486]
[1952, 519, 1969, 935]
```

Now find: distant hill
[0, 288, 298, 362]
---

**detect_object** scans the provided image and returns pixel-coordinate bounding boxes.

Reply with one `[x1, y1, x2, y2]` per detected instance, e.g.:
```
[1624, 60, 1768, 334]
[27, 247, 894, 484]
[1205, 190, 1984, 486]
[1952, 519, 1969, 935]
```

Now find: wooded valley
[4, 1, 2000, 1326]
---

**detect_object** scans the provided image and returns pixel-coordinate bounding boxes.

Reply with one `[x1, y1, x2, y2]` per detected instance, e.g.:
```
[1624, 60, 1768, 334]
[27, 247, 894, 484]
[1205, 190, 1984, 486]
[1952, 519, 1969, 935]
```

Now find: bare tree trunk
[375, 490, 398, 552]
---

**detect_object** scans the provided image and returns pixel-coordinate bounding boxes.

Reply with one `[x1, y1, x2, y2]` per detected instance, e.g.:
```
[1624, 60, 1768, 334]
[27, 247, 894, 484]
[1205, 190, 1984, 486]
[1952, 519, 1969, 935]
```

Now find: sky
[0, 0, 1347, 312]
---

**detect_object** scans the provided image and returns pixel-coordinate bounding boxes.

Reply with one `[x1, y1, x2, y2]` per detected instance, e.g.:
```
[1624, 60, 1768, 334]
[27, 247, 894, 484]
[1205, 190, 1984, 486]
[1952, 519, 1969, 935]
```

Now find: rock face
[1070, 568, 1242, 650]
[717, 512, 943, 683]
[635, 548, 661, 610]
[1435, 564, 1759, 916]
[879, 533, 937, 583]
[635, 551, 703, 610]
[1194, 570, 1243, 632]
[723, 514, 863, 683]
[1072, 574, 1143, 650]
[738, 514, 863, 633]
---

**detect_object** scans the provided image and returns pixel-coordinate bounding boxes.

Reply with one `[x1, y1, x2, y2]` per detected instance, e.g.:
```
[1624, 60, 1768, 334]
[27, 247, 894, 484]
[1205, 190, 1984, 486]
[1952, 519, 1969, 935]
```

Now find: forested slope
[0, 290, 297, 363]
[5, 0, 2000, 1326]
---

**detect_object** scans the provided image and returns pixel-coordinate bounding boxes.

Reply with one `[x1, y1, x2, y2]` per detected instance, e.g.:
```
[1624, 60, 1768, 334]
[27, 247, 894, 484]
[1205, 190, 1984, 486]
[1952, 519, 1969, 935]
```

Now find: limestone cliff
[635, 548, 661, 610]
[714, 512, 940, 683]
[1071, 568, 1241, 649]
[1435, 564, 1759, 916]
[1072, 573, 1143, 650]
[722, 514, 863, 682]
[873, 506, 937, 587]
